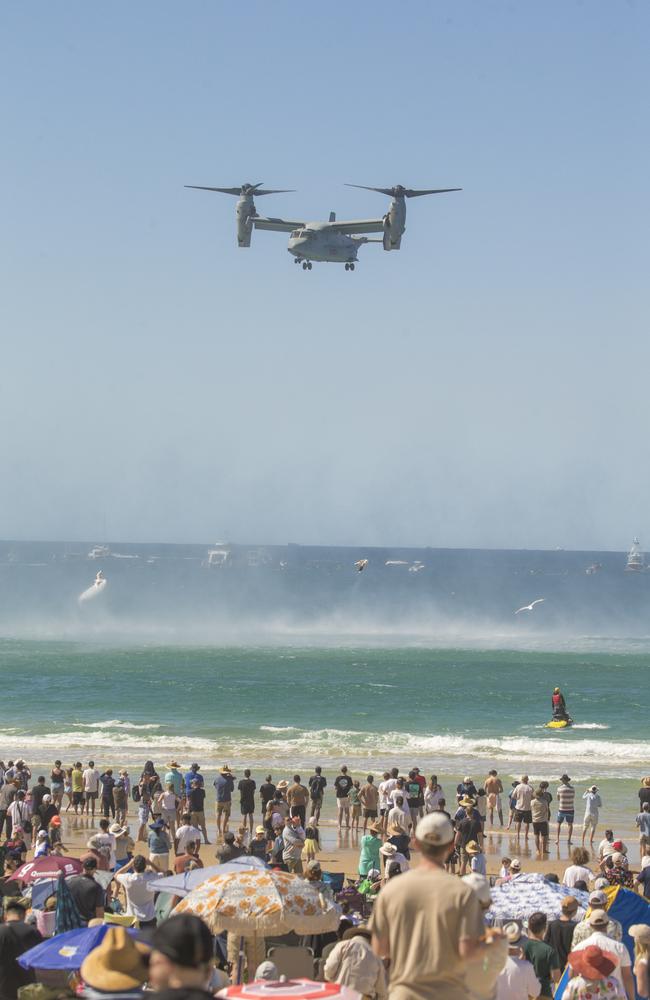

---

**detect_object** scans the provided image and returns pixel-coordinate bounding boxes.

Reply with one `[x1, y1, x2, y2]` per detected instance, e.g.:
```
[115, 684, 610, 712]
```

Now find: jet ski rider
[551, 687, 569, 721]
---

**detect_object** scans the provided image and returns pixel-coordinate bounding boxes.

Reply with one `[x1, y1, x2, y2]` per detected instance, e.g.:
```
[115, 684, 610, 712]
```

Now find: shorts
[241, 808, 254, 817]
[72, 791, 84, 806]
[583, 814, 598, 831]
[557, 810, 575, 824]
[337, 797, 350, 811]
[216, 802, 231, 817]
[363, 809, 378, 818]
[533, 821, 549, 836]
[190, 810, 206, 828]
[138, 805, 150, 824]
[380, 807, 388, 817]
[161, 807, 176, 824]
[515, 810, 532, 824]
[85, 791, 98, 800]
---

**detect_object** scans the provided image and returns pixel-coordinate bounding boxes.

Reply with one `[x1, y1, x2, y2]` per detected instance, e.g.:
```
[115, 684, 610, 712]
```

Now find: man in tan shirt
[371, 812, 495, 1000]
[286, 774, 309, 826]
[359, 775, 380, 833]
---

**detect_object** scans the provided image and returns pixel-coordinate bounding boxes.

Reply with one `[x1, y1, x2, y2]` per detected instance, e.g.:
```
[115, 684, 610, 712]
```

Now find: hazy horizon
[2, 2, 649, 550]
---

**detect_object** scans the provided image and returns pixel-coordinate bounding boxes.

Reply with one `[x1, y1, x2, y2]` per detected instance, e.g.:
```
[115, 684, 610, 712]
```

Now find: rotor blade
[345, 184, 396, 197]
[184, 185, 243, 196]
[404, 188, 462, 198]
[253, 189, 295, 196]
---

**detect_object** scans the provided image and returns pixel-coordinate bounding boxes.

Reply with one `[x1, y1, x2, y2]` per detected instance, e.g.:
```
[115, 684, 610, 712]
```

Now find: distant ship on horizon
[626, 537, 645, 572]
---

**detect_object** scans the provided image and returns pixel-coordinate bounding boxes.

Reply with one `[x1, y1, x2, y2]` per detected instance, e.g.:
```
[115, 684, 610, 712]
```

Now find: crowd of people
[1, 756, 650, 1000]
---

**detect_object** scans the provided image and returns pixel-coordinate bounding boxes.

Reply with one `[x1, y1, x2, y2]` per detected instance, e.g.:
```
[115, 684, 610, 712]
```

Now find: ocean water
[0, 639, 645, 784]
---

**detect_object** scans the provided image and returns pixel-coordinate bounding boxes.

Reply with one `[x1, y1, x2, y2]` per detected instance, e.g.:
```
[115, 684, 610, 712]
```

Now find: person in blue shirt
[213, 765, 235, 839]
[184, 763, 204, 797]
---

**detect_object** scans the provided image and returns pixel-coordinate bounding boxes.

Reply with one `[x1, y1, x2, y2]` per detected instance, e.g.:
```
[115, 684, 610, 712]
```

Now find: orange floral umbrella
[174, 869, 340, 936]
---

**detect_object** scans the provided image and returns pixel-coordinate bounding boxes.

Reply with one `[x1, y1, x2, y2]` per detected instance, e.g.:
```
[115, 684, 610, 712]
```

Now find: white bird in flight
[515, 598, 545, 615]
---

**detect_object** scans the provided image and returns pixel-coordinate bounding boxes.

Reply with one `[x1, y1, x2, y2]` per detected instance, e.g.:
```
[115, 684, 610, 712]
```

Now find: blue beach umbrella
[18, 924, 140, 971]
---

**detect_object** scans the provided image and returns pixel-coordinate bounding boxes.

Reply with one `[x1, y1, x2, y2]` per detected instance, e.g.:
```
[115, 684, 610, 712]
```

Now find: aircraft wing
[252, 216, 306, 233]
[326, 218, 385, 234]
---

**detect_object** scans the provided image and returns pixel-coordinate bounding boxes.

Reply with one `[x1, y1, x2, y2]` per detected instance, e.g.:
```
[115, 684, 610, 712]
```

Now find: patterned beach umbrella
[175, 869, 340, 936]
[486, 874, 589, 925]
[217, 981, 360, 998]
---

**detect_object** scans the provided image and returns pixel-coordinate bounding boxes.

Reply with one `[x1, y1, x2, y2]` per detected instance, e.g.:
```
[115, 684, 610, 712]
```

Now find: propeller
[345, 183, 461, 198]
[184, 182, 295, 197]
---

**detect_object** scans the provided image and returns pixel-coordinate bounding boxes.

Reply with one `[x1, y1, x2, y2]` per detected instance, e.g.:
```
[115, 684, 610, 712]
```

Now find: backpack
[132, 785, 141, 803]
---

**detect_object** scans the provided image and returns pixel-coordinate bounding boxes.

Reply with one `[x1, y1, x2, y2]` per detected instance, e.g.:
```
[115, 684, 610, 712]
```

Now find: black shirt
[334, 775, 353, 798]
[66, 874, 105, 922]
[188, 787, 206, 812]
[636, 867, 650, 899]
[457, 816, 482, 847]
[30, 785, 50, 811]
[260, 781, 276, 807]
[639, 788, 650, 808]
[100, 775, 115, 799]
[0, 921, 42, 999]
[309, 774, 327, 798]
[238, 778, 256, 813]
[545, 918, 577, 969]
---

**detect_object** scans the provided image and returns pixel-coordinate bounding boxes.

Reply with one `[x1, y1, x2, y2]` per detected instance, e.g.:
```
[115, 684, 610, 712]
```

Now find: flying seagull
[355, 559, 368, 573]
[515, 598, 545, 615]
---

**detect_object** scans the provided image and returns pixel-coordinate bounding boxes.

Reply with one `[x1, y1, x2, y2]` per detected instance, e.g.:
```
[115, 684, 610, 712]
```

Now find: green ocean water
[0, 639, 644, 780]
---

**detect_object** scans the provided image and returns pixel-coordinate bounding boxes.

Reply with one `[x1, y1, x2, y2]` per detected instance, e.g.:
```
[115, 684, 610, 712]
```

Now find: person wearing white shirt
[387, 798, 411, 836]
[175, 814, 202, 855]
[582, 786, 603, 847]
[563, 847, 593, 888]
[378, 772, 396, 833]
[424, 776, 444, 813]
[571, 911, 634, 1000]
[496, 923, 541, 1000]
[83, 762, 100, 819]
[115, 854, 162, 927]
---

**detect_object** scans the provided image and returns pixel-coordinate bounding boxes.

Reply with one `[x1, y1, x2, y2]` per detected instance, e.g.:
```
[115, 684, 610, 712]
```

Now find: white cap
[588, 909, 609, 927]
[462, 873, 492, 906]
[415, 812, 454, 846]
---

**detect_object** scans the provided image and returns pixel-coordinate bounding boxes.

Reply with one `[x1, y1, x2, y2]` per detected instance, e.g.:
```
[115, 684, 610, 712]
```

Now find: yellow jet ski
[545, 717, 573, 729]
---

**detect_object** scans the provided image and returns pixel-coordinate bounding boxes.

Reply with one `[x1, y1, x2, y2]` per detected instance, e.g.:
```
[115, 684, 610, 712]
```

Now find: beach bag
[132, 785, 141, 802]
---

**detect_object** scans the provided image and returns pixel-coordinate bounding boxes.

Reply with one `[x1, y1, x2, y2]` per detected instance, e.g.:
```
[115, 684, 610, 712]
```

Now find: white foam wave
[571, 723, 610, 730]
[71, 720, 161, 731]
[0, 726, 645, 772]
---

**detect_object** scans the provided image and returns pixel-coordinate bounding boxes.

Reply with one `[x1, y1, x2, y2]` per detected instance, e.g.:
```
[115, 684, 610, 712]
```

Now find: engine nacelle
[236, 196, 256, 248]
[382, 197, 406, 251]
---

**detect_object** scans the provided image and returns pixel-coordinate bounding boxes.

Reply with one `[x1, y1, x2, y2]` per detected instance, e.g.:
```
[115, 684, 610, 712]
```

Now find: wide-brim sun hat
[379, 843, 397, 857]
[568, 944, 619, 980]
[510, 858, 521, 871]
[465, 840, 480, 855]
[80, 926, 149, 991]
[369, 821, 383, 834]
[629, 924, 650, 944]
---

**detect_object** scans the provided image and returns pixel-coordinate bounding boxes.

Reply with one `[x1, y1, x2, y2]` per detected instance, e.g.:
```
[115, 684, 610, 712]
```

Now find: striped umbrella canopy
[175, 869, 340, 936]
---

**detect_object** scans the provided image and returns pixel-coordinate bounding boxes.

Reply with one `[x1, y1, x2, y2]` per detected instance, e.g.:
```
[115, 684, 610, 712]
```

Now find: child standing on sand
[303, 817, 321, 862]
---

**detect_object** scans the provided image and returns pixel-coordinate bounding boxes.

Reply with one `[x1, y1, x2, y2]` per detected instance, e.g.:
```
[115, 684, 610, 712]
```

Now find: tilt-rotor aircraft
[184, 181, 461, 271]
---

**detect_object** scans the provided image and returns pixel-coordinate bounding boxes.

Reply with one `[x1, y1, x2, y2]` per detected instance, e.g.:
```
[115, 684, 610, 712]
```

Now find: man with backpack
[308, 766, 327, 823]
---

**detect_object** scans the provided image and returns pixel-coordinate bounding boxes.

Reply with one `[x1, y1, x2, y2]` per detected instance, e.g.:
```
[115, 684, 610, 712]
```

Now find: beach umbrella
[175, 868, 340, 936]
[17, 924, 140, 972]
[9, 856, 83, 886]
[148, 855, 267, 898]
[176, 869, 340, 985]
[486, 874, 589, 925]
[217, 981, 360, 998]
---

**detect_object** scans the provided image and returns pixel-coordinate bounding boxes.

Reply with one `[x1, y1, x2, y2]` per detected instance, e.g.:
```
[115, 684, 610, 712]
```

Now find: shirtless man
[485, 770, 504, 827]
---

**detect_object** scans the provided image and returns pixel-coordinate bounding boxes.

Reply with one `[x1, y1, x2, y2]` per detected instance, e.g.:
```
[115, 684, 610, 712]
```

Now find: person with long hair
[630, 925, 650, 999]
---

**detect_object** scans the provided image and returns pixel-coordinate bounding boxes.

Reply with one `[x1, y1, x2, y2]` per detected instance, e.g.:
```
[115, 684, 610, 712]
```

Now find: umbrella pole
[236, 935, 245, 984]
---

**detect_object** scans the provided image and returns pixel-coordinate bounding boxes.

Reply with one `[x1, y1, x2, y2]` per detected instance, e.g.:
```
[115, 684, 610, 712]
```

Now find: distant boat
[586, 562, 602, 575]
[88, 545, 110, 560]
[626, 538, 645, 572]
[204, 548, 231, 568]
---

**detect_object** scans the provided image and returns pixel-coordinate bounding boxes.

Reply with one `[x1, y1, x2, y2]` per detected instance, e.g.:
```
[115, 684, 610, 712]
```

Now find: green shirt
[524, 938, 559, 996]
[358, 833, 381, 875]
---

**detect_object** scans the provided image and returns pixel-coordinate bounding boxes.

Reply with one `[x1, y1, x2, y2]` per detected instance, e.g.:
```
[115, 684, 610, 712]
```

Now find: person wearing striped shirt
[556, 774, 576, 845]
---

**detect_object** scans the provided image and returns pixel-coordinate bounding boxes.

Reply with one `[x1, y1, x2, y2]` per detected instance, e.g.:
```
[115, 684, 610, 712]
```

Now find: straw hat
[504, 921, 523, 944]
[167, 761, 181, 768]
[465, 840, 481, 855]
[276, 779, 289, 790]
[510, 858, 522, 871]
[459, 796, 476, 809]
[110, 822, 128, 836]
[80, 927, 149, 991]
[380, 842, 397, 857]
[369, 821, 383, 834]
[219, 764, 232, 774]
[568, 944, 618, 980]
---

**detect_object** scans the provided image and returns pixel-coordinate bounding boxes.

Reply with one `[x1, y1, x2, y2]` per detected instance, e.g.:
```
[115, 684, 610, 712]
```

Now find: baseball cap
[255, 826, 265, 835]
[152, 914, 213, 966]
[415, 812, 454, 846]
[588, 909, 609, 928]
[589, 890, 607, 906]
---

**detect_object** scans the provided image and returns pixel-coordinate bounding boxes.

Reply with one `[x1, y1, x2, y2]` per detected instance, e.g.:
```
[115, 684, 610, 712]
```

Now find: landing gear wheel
[344, 263, 349, 271]
[350, 262, 355, 271]
[294, 257, 300, 264]
[307, 262, 312, 270]
[302, 261, 308, 270]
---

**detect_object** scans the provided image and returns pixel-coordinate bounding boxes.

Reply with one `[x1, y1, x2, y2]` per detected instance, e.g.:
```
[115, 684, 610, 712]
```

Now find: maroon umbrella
[10, 856, 83, 885]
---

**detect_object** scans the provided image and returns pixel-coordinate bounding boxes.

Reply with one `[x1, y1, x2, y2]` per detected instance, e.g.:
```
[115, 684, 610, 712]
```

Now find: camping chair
[267, 945, 315, 979]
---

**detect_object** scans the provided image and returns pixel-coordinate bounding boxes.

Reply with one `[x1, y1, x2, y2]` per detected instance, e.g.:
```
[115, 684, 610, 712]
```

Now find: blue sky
[1, 1, 649, 549]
